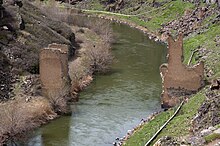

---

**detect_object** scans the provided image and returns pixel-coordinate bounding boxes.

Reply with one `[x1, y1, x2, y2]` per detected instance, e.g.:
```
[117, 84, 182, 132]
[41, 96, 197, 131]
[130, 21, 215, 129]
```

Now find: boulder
[214, 128, 220, 134]
[153, 136, 181, 146]
[211, 0, 216, 4]
[201, 129, 212, 136]
[210, 79, 220, 90]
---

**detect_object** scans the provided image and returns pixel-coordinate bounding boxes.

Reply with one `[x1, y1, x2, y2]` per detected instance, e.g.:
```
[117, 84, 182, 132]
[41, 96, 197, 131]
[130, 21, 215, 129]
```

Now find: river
[25, 23, 166, 146]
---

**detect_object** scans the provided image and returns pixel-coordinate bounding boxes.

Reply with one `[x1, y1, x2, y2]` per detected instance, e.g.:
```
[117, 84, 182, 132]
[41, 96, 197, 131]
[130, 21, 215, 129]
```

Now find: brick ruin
[160, 34, 204, 108]
[40, 43, 70, 98]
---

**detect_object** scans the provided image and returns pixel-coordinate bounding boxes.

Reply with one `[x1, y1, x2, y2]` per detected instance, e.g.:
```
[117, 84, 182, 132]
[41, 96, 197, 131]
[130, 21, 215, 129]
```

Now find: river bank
[1, 0, 219, 145]
[25, 20, 166, 146]
[0, 0, 113, 144]
[64, 5, 165, 43]
[80, 12, 164, 43]
[68, 1, 220, 145]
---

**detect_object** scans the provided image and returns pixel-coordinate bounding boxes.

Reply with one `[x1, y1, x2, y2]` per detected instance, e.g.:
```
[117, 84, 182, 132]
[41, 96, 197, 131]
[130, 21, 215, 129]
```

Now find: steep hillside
[0, 0, 76, 101]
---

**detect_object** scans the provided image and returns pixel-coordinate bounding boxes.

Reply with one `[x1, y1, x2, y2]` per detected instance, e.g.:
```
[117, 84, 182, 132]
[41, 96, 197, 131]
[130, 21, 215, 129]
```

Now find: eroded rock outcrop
[105, 0, 124, 11]
[192, 90, 220, 131]
[160, 7, 217, 38]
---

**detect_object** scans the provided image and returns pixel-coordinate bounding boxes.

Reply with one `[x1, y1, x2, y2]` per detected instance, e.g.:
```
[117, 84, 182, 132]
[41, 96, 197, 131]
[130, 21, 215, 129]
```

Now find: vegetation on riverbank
[0, 0, 113, 144]
[84, 1, 195, 31]
[1, 0, 219, 145]
[123, 92, 206, 146]
[70, 0, 220, 145]
[76, 0, 220, 79]
[36, 0, 114, 98]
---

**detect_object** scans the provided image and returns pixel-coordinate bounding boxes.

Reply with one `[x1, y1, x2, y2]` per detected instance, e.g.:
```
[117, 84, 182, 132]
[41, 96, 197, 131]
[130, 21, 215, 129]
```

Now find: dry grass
[69, 59, 89, 91]
[0, 102, 33, 144]
[86, 19, 114, 44]
[47, 86, 70, 114]
[34, 0, 69, 22]
[73, 17, 114, 44]
[0, 96, 55, 145]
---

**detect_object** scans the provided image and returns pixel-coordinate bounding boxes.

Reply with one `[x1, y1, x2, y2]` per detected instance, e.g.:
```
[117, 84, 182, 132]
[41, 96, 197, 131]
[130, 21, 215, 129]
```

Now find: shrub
[67, 14, 87, 27]
[83, 19, 114, 44]
[204, 133, 220, 143]
[69, 59, 90, 92]
[47, 87, 69, 114]
[83, 43, 113, 73]
[0, 102, 35, 145]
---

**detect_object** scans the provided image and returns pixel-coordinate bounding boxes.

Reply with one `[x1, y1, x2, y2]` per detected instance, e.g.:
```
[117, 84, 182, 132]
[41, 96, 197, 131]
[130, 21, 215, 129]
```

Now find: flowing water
[26, 23, 166, 146]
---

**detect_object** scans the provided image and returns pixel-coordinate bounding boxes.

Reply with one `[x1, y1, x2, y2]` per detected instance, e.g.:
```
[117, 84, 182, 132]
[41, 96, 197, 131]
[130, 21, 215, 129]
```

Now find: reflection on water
[25, 22, 166, 146]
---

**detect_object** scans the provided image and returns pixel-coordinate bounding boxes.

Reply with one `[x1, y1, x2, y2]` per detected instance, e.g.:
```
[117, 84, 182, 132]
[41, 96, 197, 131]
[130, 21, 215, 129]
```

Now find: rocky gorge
[0, 0, 113, 144]
[69, 0, 220, 145]
[0, 0, 220, 145]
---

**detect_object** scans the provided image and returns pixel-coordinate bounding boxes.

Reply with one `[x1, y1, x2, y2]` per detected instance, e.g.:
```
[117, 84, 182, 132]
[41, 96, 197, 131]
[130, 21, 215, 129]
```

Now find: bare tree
[69, 59, 90, 92]
[86, 19, 114, 44]
[83, 44, 113, 73]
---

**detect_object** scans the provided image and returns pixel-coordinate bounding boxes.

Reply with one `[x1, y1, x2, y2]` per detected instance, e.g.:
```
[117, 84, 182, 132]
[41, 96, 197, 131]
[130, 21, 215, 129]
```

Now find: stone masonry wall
[160, 34, 204, 108]
[40, 43, 70, 98]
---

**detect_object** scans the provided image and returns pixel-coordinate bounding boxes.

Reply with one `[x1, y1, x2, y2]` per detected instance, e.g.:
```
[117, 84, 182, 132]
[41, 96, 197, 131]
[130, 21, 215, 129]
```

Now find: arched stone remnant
[40, 43, 70, 98]
[160, 34, 204, 108]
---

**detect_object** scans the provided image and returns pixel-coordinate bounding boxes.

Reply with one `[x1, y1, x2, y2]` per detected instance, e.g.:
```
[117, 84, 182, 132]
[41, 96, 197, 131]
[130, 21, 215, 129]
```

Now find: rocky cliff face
[0, 0, 76, 101]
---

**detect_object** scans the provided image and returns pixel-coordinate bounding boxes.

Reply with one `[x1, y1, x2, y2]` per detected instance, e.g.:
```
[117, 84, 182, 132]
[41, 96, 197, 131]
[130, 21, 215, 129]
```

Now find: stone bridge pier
[40, 43, 70, 98]
[160, 34, 204, 108]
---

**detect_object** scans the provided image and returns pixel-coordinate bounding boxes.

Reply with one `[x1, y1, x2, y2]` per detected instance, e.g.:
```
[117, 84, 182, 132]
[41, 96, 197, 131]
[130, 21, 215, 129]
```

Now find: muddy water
[26, 23, 166, 146]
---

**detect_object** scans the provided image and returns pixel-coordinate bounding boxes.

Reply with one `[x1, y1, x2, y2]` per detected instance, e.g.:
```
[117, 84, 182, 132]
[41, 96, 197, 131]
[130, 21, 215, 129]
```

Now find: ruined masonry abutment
[160, 34, 204, 108]
[40, 43, 70, 98]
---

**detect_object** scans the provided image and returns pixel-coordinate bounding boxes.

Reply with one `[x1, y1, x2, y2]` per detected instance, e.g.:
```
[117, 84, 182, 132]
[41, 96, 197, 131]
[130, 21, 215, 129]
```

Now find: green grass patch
[183, 23, 220, 79]
[184, 24, 220, 63]
[157, 92, 206, 136]
[82, 0, 195, 32]
[204, 133, 220, 143]
[124, 111, 173, 146]
[124, 92, 206, 146]
[215, 124, 220, 129]
[141, 0, 195, 31]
